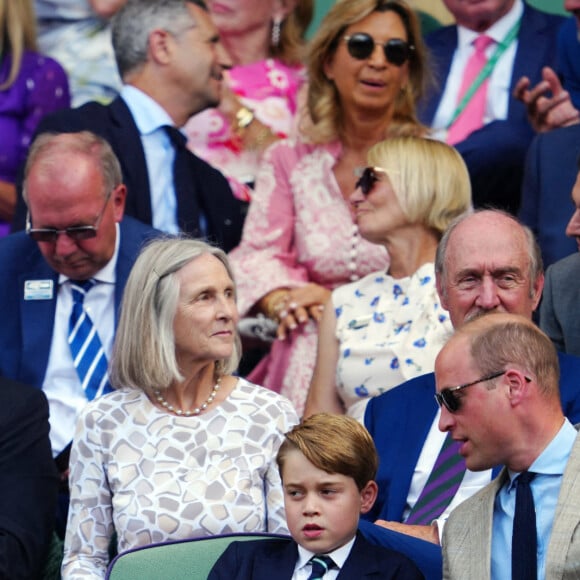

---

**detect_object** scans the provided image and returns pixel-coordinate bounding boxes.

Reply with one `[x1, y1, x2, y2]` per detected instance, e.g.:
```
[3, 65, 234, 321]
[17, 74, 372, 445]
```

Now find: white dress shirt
[42, 225, 120, 456]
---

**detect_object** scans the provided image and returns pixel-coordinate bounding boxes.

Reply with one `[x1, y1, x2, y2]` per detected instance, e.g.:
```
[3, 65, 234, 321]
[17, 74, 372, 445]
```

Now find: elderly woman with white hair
[62, 238, 298, 578]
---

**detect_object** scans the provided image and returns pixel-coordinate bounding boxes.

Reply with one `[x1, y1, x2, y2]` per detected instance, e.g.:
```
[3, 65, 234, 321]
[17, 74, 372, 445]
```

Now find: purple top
[0, 50, 70, 236]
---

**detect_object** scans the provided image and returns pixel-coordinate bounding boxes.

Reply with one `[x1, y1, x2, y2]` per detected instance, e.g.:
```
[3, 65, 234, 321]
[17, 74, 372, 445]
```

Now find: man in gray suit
[438, 313, 580, 579]
[539, 163, 580, 355]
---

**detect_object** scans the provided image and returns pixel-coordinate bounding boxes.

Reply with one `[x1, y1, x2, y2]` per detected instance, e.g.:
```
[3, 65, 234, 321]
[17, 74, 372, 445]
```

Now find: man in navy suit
[420, 0, 563, 214]
[362, 209, 580, 547]
[0, 131, 158, 532]
[13, 0, 245, 253]
[208, 414, 424, 580]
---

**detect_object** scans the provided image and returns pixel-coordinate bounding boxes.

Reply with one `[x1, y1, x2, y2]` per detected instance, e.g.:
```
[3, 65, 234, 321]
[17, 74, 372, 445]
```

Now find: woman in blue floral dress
[305, 136, 472, 421]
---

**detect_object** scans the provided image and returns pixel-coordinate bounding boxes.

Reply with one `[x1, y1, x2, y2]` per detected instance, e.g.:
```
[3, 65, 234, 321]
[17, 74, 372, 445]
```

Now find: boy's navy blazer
[208, 533, 424, 579]
[0, 216, 158, 388]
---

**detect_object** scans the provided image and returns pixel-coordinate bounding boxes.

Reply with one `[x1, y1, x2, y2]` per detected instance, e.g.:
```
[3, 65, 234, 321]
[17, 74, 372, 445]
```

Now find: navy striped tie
[307, 555, 335, 579]
[68, 279, 112, 401]
[406, 432, 466, 525]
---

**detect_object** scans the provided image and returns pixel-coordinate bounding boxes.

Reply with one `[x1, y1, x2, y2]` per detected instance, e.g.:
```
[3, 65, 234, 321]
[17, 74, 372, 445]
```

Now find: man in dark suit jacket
[0, 377, 58, 580]
[361, 210, 580, 547]
[13, 0, 245, 252]
[539, 169, 580, 354]
[420, 0, 563, 214]
[0, 131, 158, 534]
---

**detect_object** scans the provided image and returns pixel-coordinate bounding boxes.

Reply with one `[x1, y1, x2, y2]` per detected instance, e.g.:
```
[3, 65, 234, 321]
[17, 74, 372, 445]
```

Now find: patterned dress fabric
[0, 50, 70, 236]
[333, 263, 452, 421]
[229, 138, 389, 414]
[184, 59, 306, 202]
[35, 0, 122, 106]
[62, 378, 298, 578]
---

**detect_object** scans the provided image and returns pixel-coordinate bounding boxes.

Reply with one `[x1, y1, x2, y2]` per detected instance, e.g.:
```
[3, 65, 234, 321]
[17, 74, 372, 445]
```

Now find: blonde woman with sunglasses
[229, 0, 431, 415]
[304, 137, 471, 421]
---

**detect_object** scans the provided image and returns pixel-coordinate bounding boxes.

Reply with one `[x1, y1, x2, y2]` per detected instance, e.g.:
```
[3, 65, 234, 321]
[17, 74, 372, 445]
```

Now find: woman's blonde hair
[367, 136, 472, 236]
[304, 0, 430, 144]
[0, 0, 37, 90]
[270, 0, 313, 66]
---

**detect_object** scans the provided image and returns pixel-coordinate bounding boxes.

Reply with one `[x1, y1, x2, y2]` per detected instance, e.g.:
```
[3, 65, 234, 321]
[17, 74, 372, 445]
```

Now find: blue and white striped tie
[68, 279, 112, 401]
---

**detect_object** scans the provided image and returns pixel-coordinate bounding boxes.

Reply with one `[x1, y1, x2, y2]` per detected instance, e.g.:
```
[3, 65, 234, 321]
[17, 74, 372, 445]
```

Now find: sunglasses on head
[354, 166, 388, 195]
[343, 33, 414, 66]
[434, 370, 507, 413]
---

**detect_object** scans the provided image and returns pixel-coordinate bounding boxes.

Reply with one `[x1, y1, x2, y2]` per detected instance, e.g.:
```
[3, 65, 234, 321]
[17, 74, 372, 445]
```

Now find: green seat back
[106, 533, 286, 580]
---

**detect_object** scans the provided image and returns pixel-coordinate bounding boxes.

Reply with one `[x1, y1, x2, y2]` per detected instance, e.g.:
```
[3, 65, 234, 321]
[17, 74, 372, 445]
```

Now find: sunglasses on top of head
[343, 33, 414, 66]
[354, 166, 388, 195]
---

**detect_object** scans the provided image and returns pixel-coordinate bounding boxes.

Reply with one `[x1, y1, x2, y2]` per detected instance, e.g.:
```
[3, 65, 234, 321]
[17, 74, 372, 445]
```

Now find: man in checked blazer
[438, 313, 580, 579]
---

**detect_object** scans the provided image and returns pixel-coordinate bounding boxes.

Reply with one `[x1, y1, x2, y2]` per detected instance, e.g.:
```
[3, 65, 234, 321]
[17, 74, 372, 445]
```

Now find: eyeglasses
[355, 166, 388, 195]
[26, 191, 112, 243]
[434, 370, 507, 413]
[343, 33, 414, 66]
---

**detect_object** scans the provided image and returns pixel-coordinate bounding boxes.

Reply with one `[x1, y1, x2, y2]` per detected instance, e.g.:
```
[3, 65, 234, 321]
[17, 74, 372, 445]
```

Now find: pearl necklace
[154, 377, 221, 417]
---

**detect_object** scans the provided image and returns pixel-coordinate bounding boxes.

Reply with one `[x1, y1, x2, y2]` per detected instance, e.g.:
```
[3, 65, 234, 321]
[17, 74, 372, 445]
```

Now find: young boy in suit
[208, 413, 424, 579]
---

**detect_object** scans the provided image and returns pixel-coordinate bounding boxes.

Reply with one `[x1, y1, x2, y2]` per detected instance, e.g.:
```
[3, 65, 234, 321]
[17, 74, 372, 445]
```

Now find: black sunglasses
[354, 166, 388, 195]
[434, 370, 507, 413]
[343, 33, 414, 66]
[26, 191, 112, 243]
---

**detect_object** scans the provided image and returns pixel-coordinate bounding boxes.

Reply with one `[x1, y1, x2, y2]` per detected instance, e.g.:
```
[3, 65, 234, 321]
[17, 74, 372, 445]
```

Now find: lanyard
[446, 18, 522, 130]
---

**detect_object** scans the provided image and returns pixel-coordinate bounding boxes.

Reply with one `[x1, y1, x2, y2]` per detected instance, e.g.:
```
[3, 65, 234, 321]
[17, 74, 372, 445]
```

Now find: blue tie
[512, 471, 537, 580]
[307, 555, 335, 580]
[68, 279, 112, 401]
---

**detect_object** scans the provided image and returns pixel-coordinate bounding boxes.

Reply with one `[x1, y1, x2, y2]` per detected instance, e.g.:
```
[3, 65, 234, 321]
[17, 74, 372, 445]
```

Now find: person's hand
[374, 519, 440, 545]
[274, 283, 331, 340]
[514, 67, 580, 133]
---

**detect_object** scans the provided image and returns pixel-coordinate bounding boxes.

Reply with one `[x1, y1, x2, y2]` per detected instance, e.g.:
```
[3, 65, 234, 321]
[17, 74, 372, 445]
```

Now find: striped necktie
[68, 279, 112, 401]
[406, 432, 466, 525]
[307, 555, 335, 580]
[447, 35, 494, 145]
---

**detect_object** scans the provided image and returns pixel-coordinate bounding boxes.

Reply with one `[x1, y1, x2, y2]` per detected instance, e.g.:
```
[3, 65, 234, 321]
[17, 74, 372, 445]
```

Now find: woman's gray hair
[112, 0, 207, 79]
[110, 237, 241, 394]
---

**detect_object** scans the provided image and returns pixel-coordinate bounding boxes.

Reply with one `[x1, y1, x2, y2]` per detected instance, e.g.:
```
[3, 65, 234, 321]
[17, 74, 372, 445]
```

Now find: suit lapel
[545, 430, 580, 579]
[338, 534, 380, 578]
[420, 26, 457, 124]
[109, 97, 153, 223]
[19, 262, 59, 388]
[447, 472, 505, 578]
[389, 378, 440, 520]
[252, 540, 297, 580]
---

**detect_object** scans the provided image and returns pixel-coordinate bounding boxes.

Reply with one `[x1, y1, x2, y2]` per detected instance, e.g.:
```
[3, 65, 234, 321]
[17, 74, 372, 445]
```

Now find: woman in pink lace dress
[184, 0, 313, 202]
[229, 0, 431, 414]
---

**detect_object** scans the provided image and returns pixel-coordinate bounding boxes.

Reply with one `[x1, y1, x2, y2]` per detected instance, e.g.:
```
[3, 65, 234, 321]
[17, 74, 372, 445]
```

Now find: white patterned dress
[333, 263, 453, 421]
[62, 378, 298, 578]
